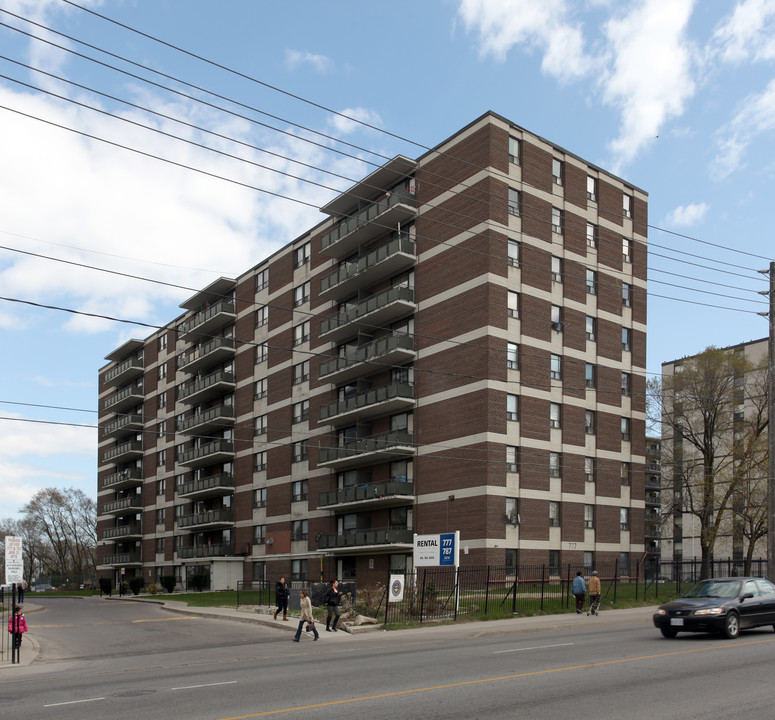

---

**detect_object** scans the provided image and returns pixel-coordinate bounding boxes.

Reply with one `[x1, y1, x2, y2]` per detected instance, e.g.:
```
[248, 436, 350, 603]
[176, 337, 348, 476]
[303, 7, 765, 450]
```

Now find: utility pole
[758, 262, 775, 579]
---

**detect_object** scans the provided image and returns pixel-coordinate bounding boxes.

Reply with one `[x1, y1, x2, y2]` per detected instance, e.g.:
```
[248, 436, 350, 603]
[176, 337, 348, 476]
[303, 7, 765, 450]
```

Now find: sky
[1, 0, 774, 519]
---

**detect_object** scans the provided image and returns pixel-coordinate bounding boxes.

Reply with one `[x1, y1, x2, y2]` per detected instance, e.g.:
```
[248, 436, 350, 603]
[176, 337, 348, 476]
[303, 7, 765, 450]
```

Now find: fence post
[485, 566, 490, 615]
[512, 565, 518, 615]
[383, 569, 391, 626]
[419, 569, 427, 624]
[540, 565, 546, 611]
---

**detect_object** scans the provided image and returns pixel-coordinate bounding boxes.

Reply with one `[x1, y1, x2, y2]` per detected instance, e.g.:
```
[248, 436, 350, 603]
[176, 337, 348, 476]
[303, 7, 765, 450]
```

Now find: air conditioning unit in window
[505, 513, 521, 526]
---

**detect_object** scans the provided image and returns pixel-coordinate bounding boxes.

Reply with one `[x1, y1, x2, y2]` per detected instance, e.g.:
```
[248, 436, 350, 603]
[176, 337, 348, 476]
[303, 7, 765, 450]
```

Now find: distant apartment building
[97, 111, 648, 590]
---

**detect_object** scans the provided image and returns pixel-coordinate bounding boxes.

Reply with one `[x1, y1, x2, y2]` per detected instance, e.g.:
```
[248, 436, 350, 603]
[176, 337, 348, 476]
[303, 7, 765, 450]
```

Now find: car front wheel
[723, 612, 740, 639]
[660, 628, 678, 638]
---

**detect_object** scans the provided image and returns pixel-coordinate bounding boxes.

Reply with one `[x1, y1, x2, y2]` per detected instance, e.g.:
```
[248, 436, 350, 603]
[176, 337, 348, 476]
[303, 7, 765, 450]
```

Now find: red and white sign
[4, 536, 23, 584]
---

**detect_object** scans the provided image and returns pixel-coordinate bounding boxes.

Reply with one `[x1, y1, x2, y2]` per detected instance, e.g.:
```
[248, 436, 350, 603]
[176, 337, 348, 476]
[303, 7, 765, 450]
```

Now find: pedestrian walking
[8, 606, 28, 653]
[17, 581, 25, 603]
[587, 570, 601, 616]
[293, 590, 319, 642]
[571, 571, 587, 614]
[274, 577, 290, 621]
[325, 578, 343, 632]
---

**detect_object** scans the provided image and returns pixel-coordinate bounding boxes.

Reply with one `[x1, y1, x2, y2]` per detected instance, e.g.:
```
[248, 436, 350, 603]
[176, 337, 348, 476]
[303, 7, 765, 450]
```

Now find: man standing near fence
[572, 571, 586, 614]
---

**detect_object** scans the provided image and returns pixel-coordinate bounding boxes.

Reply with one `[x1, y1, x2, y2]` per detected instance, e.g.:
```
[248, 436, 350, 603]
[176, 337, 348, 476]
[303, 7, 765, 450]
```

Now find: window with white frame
[507, 342, 519, 370]
[158, 392, 166, 409]
[293, 360, 310, 385]
[252, 561, 266, 582]
[621, 461, 631, 485]
[586, 316, 596, 342]
[622, 282, 632, 307]
[255, 268, 268, 292]
[585, 456, 595, 482]
[621, 372, 631, 396]
[623, 193, 633, 218]
[391, 459, 412, 481]
[292, 519, 308, 541]
[156, 507, 166, 525]
[549, 451, 561, 477]
[621, 417, 631, 442]
[551, 255, 563, 282]
[506, 497, 519, 525]
[253, 524, 266, 544]
[586, 222, 597, 248]
[155, 537, 165, 554]
[623, 237, 632, 263]
[585, 363, 596, 389]
[255, 378, 267, 399]
[293, 320, 310, 346]
[508, 188, 521, 216]
[552, 158, 563, 185]
[294, 242, 310, 268]
[254, 414, 267, 435]
[508, 291, 519, 318]
[253, 488, 267, 508]
[549, 501, 561, 527]
[507, 445, 519, 473]
[254, 451, 267, 472]
[622, 327, 632, 352]
[294, 281, 310, 307]
[292, 479, 309, 502]
[508, 239, 520, 267]
[158, 448, 166, 467]
[584, 504, 594, 529]
[620, 507, 630, 531]
[550, 402, 561, 429]
[292, 400, 309, 424]
[552, 207, 563, 234]
[292, 441, 308, 463]
[585, 410, 596, 435]
[587, 175, 598, 202]
[255, 305, 268, 328]
[551, 305, 563, 332]
[550, 353, 562, 380]
[586, 269, 596, 295]
[157, 478, 166, 496]
[291, 558, 308, 581]
[507, 394, 518, 421]
[158, 333, 167, 351]
[509, 136, 521, 164]
[159, 363, 167, 381]
[256, 342, 268, 364]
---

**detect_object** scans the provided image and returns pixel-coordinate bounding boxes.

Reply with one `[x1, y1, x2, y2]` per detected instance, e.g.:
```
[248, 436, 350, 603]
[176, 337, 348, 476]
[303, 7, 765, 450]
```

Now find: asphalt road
[3, 597, 775, 720]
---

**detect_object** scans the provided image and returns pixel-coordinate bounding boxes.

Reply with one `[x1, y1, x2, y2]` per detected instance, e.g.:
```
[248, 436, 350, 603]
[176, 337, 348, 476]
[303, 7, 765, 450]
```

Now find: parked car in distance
[653, 577, 775, 639]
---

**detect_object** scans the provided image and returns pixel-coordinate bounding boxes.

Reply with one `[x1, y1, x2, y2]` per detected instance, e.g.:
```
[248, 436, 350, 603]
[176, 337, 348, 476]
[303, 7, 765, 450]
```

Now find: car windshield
[684, 580, 740, 599]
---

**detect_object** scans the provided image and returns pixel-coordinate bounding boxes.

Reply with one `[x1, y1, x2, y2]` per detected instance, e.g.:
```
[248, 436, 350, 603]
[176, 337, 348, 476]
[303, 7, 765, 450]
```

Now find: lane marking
[217, 637, 775, 719]
[44, 697, 105, 707]
[493, 642, 574, 654]
[131, 617, 202, 623]
[171, 681, 238, 691]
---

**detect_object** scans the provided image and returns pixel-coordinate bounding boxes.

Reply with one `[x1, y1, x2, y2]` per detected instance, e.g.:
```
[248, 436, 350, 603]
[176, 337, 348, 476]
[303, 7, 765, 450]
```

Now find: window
[585, 410, 596, 435]
[551, 256, 562, 283]
[551, 305, 563, 332]
[549, 451, 561, 477]
[507, 445, 519, 473]
[622, 327, 632, 352]
[507, 394, 518, 421]
[390, 459, 412, 482]
[158, 392, 166, 409]
[550, 354, 562, 380]
[549, 501, 561, 527]
[584, 504, 595, 529]
[620, 508, 630, 531]
[156, 508, 166, 525]
[550, 402, 561, 429]
[293, 360, 310, 385]
[291, 558, 308, 582]
[292, 441, 308, 463]
[552, 158, 563, 185]
[586, 223, 597, 249]
[623, 193, 633, 219]
[391, 411, 411, 433]
[622, 282, 632, 307]
[254, 414, 267, 435]
[552, 207, 563, 234]
[255, 305, 268, 328]
[585, 316, 596, 342]
[158, 449, 166, 467]
[585, 269, 596, 295]
[508, 291, 519, 319]
[507, 342, 519, 370]
[621, 372, 631, 396]
[158, 363, 167, 380]
[255, 378, 267, 399]
[158, 333, 167, 351]
[174, 504, 184, 520]
[586, 175, 598, 202]
[585, 457, 595, 482]
[506, 497, 519, 525]
[155, 537, 165, 554]
[292, 479, 309, 502]
[253, 525, 266, 544]
[508, 239, 520, 267]
[157, 478, 166, 496]
[621, 417, 631, 442]
[253, 488, 267, 508]
[622, 237, 632, 263]
[252, 562, 266, 582]
[294, 242, 310, 268]
[292, 519, 308, 541]
[254, 451, 267, 472]
[509, 136, 521, 164]
[293, 320, 310, 346]
[585, 363, 596, 389]
[294, 281, 311, 307]
[157, 420, 166, 438]
[621, 461, 631, 485]
[508, 188, 521, 216]
[255, 342, 268, 364]
[292, 400, 309, 424]
[255, 268, 268, 292]
[549, 550, 560, 574]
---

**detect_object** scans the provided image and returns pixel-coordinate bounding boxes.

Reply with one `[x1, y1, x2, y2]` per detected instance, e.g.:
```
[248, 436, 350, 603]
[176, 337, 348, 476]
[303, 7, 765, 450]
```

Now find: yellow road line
[131, 617, 202, 623]
[218, 637, 775, 719]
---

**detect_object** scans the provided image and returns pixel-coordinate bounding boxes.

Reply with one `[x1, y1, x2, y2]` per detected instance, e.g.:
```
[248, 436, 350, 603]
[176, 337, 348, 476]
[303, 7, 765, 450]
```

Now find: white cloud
[665, 202, 709, 226]
[329, 107, 383, 136]
[713, 0, 775, 63]
[285, 49, 333, 74]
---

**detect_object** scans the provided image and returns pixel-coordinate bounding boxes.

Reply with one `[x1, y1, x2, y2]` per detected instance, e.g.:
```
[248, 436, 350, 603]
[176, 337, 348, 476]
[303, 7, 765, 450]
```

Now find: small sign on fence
[389, 574, 404, 602]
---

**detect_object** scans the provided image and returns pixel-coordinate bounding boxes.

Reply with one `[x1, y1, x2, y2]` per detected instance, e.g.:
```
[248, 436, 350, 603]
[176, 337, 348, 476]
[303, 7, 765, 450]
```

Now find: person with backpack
[325, 579, 343, 632]
[8, 606, 28, 655]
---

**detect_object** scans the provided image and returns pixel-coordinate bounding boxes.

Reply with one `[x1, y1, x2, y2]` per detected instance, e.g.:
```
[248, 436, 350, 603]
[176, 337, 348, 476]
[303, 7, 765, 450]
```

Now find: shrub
[147, 582, 159, 595]
[98, 578, 112, 596]
[128, 577, 145, 596]
[189, 573, 208, 592]
[160, 575, 176, 594]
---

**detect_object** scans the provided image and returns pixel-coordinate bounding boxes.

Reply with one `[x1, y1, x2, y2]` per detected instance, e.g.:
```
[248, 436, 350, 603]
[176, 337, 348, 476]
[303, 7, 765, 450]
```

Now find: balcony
[176, 473, 235, 500]
[103, 467, 143, 491]
[177, 543, 234, 559]
[178, 337, 236, 375]
[320, 382, 415, 425]
[320, 236, 416, 301]
[178, 370, 235, 405]
[102, 552, 142, 566]
[319, 333, 415, 384]
[103, 384, 144, 413]
[102, 414, 144, 439]
[318, 430, 414, 470]
[318, 480, 414, 510]
[102, 440, 143, 465]
[178, 298, 236, 342]
[318, 526, 414, 552]
[102, 496, 143, 516]
[103, 523, 143, 540]
[103, 356, 144, 387]
[319, 286, 415, 343]
[320, 190, 418, 259]
[177, 405, 235, 436]
[177, 440, 235, 468]
[177, 509, 234, 529]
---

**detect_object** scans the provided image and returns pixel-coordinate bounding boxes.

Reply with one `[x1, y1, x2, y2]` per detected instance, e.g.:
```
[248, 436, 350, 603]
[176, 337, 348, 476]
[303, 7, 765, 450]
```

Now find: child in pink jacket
[8, 606, 28, 649]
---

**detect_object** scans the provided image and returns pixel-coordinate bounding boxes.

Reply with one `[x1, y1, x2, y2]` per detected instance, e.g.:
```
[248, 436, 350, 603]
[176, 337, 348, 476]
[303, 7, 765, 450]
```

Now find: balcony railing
[103, 356, 144, 387]
[176, 473, 235, 499]
[318, 526, 413, 550]
[103, 384, 144, 413]
[177, 370, 235, 405]
[178, 337, 236, 374]
[320, 236, 415, 300]
[318, 430, 414, 470]
[177, 440, 235, 468]
[177, 405, 235, 435]
[319, 286, 415, 342]
[318, 480, 414, 509]
[319, 333, 415, 384]
[103, 523, 143, 540]
[103, 468, 143, 490]
[178, 298, 236, 340]
[102, 414, 144, 439]
[102, 496, 143, 515]
[103, 552, 142, 565]
[320, 190, 418, 258]
[320, 382, 415, 424]
[177, 509, 234, 529]
[177, 543, 234, 559]
[102, 440, 143, 465]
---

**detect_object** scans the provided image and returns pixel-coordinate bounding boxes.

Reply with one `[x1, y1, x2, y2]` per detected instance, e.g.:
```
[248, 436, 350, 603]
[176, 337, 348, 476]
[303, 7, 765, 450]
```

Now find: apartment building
[97, 111, 648, 590]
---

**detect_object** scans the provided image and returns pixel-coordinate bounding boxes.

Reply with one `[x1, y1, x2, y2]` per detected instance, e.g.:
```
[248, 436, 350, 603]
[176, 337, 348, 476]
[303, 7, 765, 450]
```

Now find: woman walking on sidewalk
[293, 590, 319, 642]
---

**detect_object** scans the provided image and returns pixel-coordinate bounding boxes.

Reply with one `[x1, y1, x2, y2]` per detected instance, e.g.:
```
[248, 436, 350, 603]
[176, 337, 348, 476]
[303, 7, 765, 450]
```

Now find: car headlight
[694, 608, 723, 616]
[655, 609, 667, 615]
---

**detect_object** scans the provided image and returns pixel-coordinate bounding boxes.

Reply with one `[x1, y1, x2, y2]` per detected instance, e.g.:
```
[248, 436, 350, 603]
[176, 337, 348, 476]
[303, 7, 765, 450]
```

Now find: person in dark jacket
[325, 578, 343, 632]
[274, 577, 290, 621]
[571, 571, 587, 614]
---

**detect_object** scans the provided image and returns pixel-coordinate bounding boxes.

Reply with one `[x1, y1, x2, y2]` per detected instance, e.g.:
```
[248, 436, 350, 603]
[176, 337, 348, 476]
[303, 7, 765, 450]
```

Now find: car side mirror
[741, 592, 754, 601]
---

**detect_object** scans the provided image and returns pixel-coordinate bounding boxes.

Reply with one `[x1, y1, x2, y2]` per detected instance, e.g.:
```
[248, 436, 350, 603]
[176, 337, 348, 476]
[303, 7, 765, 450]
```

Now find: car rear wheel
[660, 628, 678, 638]
[723, 612, 740, 639]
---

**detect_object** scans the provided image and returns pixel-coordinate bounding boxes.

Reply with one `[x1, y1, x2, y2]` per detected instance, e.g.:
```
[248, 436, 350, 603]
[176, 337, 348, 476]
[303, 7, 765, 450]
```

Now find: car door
[754, 579, 775, 624]
[737, 579, 763, 628]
